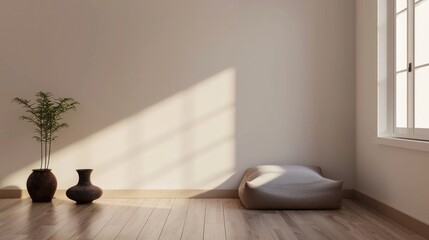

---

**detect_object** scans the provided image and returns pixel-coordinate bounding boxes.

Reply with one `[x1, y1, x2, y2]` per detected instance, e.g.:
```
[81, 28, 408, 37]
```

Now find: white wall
[356, 0, 429, 224]
[0, 0, 356, 190]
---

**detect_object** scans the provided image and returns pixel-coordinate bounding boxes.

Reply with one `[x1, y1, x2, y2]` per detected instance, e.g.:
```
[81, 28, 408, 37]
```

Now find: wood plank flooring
[0, 198, 425, 240]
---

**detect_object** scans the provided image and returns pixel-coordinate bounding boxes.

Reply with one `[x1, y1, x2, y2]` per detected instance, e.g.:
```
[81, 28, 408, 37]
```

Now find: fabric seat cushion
[238, 165, 343, 210]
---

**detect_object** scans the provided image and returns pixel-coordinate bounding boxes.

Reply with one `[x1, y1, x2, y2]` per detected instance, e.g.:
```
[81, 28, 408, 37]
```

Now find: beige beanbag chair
[238, 165, 343, 210]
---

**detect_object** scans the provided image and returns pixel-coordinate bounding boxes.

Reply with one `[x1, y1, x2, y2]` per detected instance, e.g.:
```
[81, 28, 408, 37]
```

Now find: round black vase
[27, 169, 57, 202]
[66, 169, 103, 204]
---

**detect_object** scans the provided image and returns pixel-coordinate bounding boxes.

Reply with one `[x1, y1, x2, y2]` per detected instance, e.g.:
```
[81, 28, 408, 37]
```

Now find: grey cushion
[238, 165, 343, 210]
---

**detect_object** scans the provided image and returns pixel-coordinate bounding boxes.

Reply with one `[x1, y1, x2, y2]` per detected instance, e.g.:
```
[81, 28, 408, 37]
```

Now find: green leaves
[13, 91, 79, 169]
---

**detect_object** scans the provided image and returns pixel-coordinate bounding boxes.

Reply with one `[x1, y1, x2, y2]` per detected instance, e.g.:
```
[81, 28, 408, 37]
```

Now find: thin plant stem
[47, 130, 52, 169]
[40, 139, 43, 169]
[44, 140, 48, 169]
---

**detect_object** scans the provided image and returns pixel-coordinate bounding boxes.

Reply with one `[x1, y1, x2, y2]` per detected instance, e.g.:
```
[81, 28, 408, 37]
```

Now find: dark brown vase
[66, 169, 102, 204]
[27, 169, 57, 202]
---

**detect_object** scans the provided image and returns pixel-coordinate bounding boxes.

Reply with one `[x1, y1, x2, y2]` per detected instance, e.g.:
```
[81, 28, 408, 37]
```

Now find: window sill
[374, 136, 429, 152]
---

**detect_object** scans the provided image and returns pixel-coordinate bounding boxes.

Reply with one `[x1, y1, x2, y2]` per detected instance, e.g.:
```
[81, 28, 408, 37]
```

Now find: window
[393, 0, 429, 141]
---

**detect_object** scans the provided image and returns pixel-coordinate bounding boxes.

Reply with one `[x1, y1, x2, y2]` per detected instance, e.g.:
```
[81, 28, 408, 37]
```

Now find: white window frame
[383, 0, 429, 141]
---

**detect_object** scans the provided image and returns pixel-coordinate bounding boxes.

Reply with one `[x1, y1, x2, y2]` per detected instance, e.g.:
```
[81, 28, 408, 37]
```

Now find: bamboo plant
[13, 91, 79, 169]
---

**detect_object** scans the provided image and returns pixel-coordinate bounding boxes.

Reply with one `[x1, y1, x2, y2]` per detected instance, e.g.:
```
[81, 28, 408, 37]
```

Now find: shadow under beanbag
[238, 165, 343, 210]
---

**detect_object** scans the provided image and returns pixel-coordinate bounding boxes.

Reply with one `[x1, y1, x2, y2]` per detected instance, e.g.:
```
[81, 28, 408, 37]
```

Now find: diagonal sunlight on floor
[2, 68, 236, 190]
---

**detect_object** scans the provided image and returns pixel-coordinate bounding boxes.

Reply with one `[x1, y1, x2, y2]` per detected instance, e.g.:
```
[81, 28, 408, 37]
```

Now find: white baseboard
[1, 188, 355, 199]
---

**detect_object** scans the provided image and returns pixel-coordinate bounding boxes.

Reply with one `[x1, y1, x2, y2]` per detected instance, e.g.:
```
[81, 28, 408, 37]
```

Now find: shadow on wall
[2, 68, 238, 190]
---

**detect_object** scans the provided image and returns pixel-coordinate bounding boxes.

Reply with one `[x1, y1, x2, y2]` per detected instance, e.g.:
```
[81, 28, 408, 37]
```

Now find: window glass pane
[415, 66, 429, 128]
[396, 72, 408, 128]
[415, 0, 429, 66]
[396, 0, 407, 13]
[396, 11, 407, 71]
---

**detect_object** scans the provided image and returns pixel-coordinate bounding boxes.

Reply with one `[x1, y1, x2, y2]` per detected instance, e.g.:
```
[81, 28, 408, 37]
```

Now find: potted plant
[13, 91, 79, 202]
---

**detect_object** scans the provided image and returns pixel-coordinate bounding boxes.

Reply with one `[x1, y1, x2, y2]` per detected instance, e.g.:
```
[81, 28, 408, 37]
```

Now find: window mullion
[407, 0, 415, 133]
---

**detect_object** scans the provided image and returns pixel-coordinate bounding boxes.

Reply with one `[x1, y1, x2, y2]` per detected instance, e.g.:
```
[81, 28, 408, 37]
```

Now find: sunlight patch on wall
[3, 68, 236, 189]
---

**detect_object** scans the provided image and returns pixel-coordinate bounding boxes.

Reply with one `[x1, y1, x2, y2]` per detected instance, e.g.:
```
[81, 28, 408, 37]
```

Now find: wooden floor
[0, 198, 425, 240]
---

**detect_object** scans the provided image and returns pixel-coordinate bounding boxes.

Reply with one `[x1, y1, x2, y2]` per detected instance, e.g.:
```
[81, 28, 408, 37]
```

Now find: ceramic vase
[66, 169, 102, 204]
[27, 169, 57, 202]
